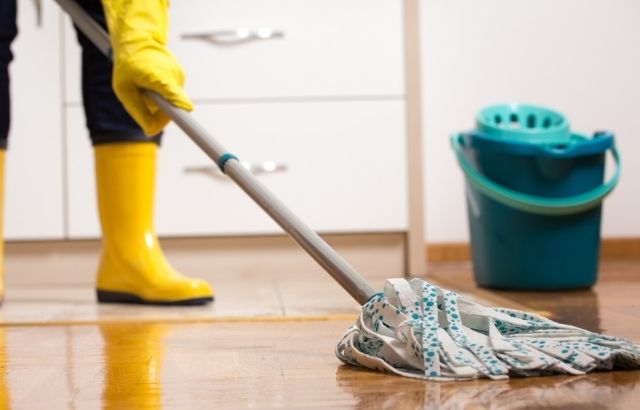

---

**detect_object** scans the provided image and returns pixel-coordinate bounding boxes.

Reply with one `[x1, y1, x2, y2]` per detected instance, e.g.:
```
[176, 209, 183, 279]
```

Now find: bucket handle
[451, 133, 621, 215]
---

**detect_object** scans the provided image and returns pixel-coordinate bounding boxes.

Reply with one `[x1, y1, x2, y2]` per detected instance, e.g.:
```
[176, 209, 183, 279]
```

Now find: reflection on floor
[3, 320, 640, 409]
[0, 258, 639, 408]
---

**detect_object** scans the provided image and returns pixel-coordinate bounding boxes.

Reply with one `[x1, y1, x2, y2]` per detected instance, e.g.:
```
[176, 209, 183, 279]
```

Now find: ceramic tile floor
[1, 270, 397, 324]
[2, 282, 499, 326]
[1, 263, 494, 325]
[2, 236, 414, 324]
[1, 248, 639, 409]
[0, 234, 513, 327]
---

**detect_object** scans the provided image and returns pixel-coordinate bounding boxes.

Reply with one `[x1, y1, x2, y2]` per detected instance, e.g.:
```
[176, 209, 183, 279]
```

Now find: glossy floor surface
[2, 237, 404, 324]
[1, 258, 639, 409]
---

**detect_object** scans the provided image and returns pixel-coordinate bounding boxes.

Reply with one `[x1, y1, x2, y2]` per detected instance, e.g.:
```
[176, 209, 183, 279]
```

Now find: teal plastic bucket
[451, 105, 620, 290]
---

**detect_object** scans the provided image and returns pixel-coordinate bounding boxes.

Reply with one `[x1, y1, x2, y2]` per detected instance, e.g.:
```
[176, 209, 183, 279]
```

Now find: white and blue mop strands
[336, 278, 640, 381]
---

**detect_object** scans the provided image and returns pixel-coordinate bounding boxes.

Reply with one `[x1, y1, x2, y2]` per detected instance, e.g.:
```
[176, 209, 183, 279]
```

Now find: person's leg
[74, 0, 212, 305]
[0, 0, 18, 302]
[73, 0, 159, 145]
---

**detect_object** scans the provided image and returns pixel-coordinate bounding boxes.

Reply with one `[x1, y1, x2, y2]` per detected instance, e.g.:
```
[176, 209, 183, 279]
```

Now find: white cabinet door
[5, 3, 64, 240]
[155, 100, 408, 235]
[64, 108, 96, 239]
[64, 0, 405, 103]
[65, 100, 407, 238]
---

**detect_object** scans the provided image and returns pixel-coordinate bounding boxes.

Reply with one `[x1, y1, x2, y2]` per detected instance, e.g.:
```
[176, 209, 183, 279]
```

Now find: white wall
[420, 0, 640, 242]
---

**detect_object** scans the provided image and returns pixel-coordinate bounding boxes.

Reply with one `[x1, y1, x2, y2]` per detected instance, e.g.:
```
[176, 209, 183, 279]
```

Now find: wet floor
[0, 259, 638, 408]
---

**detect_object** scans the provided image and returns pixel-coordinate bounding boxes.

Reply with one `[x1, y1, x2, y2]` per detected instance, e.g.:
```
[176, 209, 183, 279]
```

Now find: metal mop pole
[54, 0, 378, 304]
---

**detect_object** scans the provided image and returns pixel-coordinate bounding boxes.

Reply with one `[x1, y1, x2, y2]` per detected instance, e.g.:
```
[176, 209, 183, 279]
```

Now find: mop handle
[54, 0, 377, 305]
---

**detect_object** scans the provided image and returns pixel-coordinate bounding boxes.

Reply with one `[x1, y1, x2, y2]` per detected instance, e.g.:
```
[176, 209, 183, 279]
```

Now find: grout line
[64, 326, 79, 410]
[0, 314, 359, 328]
[273, 280, 288, 317]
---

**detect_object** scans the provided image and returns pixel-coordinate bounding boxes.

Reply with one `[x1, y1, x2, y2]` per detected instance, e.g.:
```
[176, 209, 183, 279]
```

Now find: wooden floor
[0, 255, 639, 408]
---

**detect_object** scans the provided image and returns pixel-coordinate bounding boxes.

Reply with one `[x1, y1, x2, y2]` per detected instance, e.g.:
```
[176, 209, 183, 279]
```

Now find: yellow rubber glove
[101, 0, 193, 136]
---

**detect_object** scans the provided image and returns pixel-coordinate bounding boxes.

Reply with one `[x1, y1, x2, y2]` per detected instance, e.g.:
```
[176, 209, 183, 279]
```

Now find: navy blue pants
[0, 0, 161, 148]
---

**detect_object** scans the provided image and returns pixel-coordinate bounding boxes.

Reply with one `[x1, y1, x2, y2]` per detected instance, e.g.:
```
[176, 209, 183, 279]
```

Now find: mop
[55, 0, 640, 381]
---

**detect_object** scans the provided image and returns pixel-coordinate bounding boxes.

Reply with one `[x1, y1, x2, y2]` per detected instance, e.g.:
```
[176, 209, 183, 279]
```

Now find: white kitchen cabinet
[5, 1, 64, 240]
[63, 0, 411, 240]
[29, 0, 424, 276]
[65, 100, 407, 238]
[156, 101, 408, 235]
[64, 108, 94, 239]
[64, 0, 405, 103]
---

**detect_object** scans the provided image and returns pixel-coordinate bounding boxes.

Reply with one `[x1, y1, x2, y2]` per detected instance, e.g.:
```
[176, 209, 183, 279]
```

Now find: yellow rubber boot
[94, 142, 213, 305]
[0, 150, 4, 303]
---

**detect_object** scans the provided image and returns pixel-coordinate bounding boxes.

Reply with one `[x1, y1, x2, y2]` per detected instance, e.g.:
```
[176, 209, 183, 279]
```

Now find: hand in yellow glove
[101, 0, 193, 136]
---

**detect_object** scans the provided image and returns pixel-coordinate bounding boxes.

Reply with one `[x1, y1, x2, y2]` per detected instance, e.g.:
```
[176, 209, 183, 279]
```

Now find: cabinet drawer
[65, 100, 407, 238]
[63, 0, 404, 102]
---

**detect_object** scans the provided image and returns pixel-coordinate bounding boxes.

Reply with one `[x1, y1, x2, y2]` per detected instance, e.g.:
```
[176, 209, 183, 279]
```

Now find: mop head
[336, 278, 640, 381]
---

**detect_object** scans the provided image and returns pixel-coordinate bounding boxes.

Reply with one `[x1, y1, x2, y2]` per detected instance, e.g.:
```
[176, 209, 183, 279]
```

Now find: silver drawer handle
[181, 28, 285, 46]
[185, 161, 288, 180]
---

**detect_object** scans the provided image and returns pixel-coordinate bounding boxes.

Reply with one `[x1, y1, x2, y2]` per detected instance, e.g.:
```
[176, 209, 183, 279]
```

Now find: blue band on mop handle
[217, 153, 239, 174]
